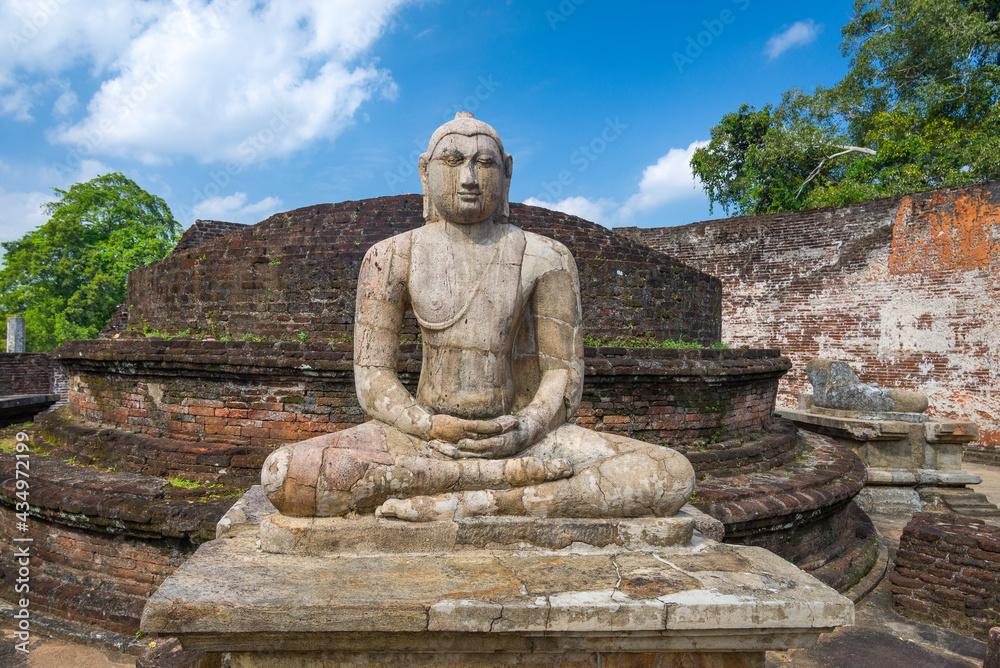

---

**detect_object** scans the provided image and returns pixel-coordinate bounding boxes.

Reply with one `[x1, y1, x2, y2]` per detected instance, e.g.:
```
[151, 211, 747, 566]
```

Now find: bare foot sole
[377, 491, 497, 522]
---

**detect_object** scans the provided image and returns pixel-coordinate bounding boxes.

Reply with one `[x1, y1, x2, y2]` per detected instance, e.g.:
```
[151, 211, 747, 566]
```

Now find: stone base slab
[804, 403, 930, 424]
[260, 512, 695, 555]
[141, 503, 853, 663]
[854, 487, 923, 514]
[778, 407, 978, 444]
[227, 649, 765, 667]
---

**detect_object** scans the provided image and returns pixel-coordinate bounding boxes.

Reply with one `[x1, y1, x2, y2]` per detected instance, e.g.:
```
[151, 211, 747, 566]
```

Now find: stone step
[919, 488, 1000, 517]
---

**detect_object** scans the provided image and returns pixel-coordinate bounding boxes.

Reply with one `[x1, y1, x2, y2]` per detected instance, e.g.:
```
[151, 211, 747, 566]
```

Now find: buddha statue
[261, 112, 695, 522]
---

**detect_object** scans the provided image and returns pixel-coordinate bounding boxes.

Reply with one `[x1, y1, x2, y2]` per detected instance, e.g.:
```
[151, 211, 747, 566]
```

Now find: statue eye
[443, 155, 464, 166]
[477, 157, 496, 166]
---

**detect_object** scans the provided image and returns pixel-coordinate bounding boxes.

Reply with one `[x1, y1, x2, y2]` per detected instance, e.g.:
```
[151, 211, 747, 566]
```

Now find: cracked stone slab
[259, 511, 695, 554]
[141, 522, 853, 657]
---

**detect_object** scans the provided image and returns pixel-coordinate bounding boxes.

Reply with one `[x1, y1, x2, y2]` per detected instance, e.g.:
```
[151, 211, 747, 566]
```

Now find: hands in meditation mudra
[262, 113, 694, 521]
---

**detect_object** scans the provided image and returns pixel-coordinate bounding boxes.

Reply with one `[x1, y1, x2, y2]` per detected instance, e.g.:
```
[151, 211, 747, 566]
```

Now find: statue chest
[408, 228, 527, 350]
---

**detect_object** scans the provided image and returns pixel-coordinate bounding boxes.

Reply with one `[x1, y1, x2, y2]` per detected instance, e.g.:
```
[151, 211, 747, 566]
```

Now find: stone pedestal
[778, 399, 981, 514]
[141, 489, 853, 667]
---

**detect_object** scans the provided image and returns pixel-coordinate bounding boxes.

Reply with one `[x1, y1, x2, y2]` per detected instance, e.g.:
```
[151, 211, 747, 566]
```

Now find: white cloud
[618, 140, 708, 221]
[522, 141, 709, 225]
[0, 84, 33, 120]
[69, 159, 114, 184]
[523, 196, 618, 225]
[2, 2, 162, 75]
[764, 20, 822, 60]
[2, 1, 411, 164]
[0, 188, 49, 244]
[192, 193, 283, 224]
[1, 2, 164, 119]
[52, 88, 77, 116]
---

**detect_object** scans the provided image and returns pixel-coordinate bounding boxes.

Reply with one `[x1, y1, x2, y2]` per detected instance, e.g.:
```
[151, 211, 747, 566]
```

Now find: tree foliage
[0, 173, 179, 351]
[692, 0, 1000, 215]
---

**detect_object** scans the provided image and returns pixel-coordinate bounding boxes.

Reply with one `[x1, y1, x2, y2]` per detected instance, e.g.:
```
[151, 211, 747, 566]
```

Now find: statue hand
[428, 414, 503, 443]
[449, 415, 543, 459]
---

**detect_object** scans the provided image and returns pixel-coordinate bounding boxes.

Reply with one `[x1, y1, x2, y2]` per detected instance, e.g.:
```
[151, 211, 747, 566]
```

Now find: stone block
[142, 493, 853, 666]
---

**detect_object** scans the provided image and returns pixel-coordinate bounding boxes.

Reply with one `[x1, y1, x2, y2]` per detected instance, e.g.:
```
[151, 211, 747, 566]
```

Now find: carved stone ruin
[141, 114, 853, 667]
[779, 358, 986, 515]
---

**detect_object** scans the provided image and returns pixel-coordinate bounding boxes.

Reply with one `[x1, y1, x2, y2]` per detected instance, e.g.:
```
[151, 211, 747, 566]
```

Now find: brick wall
[53, 339, 788, 486]
[0, 446, 229, 633]
[1, 353, 55, 395]
[0, 353, 67, 410]
[99, 303, 129, 337]
[98, 219, 251, 338]
[172, 218, 248, 253]
[0, 503, 195, 634]
[892, 512, 1000, 640]
[622, 182, 1000, 447]
[126, 197, 722, 346]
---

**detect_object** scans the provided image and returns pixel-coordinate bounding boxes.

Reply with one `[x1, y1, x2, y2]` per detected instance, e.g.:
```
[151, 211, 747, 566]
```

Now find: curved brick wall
[688, 425, 874, 592]
[126, 197, 722, 346]
[53, 337, 876, 593]
[46, 339, 877, 597]
[0, 450, 227, 634]
[52, 340, 789, 488]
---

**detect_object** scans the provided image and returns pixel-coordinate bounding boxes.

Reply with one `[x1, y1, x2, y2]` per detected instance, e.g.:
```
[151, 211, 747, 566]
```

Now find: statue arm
[520, 241, 585, 437]
[353, 238, 434, 439]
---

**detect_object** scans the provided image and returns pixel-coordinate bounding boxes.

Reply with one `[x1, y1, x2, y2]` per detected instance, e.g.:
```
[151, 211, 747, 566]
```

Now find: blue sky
[0, 0, 859, 245]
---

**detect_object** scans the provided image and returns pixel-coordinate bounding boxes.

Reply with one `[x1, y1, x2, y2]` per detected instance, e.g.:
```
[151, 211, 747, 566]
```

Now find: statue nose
[460, 160, 478, 186]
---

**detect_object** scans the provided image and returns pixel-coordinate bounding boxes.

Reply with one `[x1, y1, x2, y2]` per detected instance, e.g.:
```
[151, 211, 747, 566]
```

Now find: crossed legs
[261, 421, 694, 520]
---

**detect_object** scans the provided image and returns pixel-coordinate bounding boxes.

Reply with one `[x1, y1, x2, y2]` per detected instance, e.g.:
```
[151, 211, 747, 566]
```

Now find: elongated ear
[418, 153, 438, 221]
[499, 153, 513, 220]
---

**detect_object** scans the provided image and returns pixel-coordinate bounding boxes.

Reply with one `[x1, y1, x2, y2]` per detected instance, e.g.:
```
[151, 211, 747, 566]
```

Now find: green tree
[0, 173, 179, 351]
[692, 0, 1000, 215]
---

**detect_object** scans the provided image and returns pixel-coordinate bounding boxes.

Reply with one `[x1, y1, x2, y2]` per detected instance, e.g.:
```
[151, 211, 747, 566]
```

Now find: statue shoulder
[523, 231, 577, 276]
[364, 229, 414, 261]
[358, 231, 413, 300]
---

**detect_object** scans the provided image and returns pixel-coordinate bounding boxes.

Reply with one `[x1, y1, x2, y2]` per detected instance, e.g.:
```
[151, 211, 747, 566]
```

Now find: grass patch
[166, 477, 223, 490]
[583, 335, 729, 349]
[0, 437, 21, 454]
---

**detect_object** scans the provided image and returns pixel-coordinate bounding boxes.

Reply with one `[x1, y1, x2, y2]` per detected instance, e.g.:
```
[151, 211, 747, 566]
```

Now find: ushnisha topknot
[425, 111, 506, 159]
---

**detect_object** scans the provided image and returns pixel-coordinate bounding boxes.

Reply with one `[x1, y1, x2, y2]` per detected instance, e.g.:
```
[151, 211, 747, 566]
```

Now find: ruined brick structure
[128, 198, 722, 345]
[55, 338, 789, 489]
[172, 219, 250, 254]
[620, 181, 1000, 448]
[892, 512, 1000, 640]
[0, 445, 227, 634]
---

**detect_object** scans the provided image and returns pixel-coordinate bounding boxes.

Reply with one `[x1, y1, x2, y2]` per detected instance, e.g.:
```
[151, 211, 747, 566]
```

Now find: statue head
[419, 112, 513, 224]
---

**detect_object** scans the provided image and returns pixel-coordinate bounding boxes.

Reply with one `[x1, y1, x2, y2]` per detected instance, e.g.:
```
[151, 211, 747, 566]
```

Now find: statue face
[426, 134, 506, 225]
